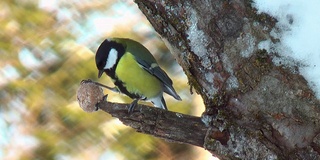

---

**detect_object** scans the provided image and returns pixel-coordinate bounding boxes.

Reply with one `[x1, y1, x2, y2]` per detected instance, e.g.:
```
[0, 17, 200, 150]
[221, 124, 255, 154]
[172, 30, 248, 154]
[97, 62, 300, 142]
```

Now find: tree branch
[97, 101, 209, 146]
[77, 80, 229, 149]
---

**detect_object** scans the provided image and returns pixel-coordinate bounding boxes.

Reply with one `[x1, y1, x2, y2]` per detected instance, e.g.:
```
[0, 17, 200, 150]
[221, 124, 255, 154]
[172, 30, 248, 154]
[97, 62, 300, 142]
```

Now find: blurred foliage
[0, 0, 207, 160]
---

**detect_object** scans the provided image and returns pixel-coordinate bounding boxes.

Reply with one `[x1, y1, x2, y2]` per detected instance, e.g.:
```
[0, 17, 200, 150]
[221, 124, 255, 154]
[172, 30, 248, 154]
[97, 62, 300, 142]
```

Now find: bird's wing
[136, 58, 181, 100]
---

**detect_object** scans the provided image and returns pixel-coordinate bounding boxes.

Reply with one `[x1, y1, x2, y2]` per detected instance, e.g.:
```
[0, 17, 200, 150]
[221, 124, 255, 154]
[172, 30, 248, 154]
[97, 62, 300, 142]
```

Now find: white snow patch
[254, 0, 320, 98]
[257, 39, 272, 53]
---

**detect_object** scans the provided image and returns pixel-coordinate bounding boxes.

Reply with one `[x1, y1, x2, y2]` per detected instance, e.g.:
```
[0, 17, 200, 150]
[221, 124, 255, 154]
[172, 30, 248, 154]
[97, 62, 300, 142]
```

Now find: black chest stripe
[114, 79, 140, 99]
[103, 42, 141, 99]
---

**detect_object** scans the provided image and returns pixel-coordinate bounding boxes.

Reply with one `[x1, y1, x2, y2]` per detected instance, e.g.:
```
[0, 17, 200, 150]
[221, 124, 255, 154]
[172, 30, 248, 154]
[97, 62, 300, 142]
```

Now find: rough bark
[77, 0, 320, 159]
[97, 101, 220, 147]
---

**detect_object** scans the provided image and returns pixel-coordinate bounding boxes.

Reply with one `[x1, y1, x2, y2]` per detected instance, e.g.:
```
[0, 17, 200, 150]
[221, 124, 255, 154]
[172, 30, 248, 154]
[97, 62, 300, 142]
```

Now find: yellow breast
[115, 52, 162, 98]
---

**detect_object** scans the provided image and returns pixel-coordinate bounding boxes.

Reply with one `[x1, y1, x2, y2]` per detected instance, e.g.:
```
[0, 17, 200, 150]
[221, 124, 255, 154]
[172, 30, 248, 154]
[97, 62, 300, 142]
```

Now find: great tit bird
[95, 38, 181, 112]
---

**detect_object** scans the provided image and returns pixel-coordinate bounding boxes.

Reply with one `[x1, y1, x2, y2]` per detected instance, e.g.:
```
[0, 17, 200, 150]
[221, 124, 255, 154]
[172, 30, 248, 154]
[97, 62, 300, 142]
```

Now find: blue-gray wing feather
[136, 58, 181, 100]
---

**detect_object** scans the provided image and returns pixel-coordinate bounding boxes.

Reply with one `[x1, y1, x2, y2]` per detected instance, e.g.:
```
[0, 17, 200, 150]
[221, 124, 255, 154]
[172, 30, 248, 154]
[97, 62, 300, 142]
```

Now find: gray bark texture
[93, 0, 320, 159]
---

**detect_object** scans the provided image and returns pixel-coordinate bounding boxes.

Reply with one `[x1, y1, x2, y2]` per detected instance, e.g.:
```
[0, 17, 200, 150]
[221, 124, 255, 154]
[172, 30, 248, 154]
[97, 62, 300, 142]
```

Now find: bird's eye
[122, 43, 127, 49]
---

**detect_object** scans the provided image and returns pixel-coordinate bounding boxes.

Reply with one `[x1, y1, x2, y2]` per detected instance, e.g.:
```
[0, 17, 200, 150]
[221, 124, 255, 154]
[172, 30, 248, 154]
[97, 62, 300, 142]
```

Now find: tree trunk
[94, 0, 320, 159]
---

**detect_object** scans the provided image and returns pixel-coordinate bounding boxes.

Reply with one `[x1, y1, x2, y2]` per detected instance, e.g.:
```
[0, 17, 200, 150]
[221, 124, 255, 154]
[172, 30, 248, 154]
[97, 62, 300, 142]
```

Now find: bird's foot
[128, 99, 139, 114]
[94, 94, 108, 111]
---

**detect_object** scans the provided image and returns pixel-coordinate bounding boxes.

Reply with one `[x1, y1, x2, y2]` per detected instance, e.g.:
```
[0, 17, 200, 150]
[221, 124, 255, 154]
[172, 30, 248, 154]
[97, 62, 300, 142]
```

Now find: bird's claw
[128, 99, 139, 114]
[94, 94, 108, 111]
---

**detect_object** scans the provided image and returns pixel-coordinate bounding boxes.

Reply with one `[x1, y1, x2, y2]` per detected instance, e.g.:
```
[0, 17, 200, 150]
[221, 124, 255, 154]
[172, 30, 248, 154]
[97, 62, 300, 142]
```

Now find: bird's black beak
[98, 70, 104, 78]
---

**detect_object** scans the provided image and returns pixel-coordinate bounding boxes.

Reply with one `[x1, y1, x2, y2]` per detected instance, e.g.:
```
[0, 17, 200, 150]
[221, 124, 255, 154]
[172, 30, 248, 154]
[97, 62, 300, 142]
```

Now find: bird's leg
[102, 94, 108, 101]
[83, 79, 120, 93]
[128, 99, 139, 113]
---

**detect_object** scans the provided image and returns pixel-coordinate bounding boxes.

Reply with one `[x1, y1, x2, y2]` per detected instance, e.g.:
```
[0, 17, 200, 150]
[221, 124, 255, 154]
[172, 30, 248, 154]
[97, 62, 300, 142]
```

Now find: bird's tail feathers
[163, 85, 182, 101]
[150, 96, 168, 110]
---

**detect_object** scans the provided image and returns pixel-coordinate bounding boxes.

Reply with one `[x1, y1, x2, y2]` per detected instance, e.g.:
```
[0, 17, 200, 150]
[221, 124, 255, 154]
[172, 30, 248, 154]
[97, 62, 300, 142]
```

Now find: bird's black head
[95, 39, 125, 78]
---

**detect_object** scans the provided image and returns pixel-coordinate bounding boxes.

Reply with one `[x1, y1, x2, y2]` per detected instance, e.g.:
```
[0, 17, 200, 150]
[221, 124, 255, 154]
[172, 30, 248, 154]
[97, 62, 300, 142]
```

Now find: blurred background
[0, 0, 214, 159]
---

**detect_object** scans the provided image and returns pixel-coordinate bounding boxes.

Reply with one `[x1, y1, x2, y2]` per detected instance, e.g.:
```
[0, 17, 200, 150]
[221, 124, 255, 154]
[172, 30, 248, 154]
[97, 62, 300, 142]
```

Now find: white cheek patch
[104, 48, 118, 69]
